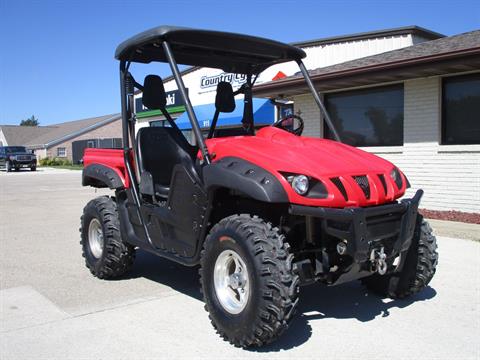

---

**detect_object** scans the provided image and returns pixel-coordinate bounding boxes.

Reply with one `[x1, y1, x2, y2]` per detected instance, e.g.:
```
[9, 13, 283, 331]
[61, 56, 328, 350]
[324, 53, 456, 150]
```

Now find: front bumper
[289, 190, 423, 281]
[12, 159, 37, 167]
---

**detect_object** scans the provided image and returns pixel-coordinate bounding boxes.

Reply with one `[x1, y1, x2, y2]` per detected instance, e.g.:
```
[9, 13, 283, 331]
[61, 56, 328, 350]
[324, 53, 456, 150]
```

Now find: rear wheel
[200, 214, 299, 347]
[80, 196, 135, 279]
[362, 215, 438, 298]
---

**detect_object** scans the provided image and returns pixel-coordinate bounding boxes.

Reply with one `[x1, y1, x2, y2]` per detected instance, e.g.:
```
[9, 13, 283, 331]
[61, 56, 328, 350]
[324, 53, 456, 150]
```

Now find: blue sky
[0, 0, 478, 125]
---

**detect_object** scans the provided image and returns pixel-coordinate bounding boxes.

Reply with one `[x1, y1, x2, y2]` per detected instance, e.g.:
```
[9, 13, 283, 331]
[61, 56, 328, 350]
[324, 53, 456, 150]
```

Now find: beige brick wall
[395, 77, 480, 213]
[33, 148, 47, 161]
[293, 94, 322, 137]
[293, 75, 480, 213]
[47, 119, 122, 161]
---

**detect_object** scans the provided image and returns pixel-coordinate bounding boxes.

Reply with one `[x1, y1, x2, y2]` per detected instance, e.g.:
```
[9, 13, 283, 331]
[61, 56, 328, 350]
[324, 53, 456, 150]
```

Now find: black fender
[203, 157, 288, 203]
[82, 164, 124, 189]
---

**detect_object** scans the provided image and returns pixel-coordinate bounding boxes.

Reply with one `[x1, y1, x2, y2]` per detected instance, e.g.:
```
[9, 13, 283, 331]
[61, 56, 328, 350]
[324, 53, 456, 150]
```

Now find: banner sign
[200, 73, 247, 89]
[136, 89, 187, 113]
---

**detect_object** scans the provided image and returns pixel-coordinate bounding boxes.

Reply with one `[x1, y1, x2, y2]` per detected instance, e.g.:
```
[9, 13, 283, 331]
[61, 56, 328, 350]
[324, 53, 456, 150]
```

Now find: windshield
[6, 146, 28, 154]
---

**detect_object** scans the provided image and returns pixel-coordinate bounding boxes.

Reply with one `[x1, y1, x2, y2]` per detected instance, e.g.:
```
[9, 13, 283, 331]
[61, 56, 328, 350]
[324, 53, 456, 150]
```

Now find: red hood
[205, 127, 407, 207]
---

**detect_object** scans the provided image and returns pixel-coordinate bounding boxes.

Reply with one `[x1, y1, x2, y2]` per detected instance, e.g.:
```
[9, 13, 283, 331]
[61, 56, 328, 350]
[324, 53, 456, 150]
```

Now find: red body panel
[205, 127, 406, 208]
[83, 148, 130, 188]
[83, 127, 406, 208]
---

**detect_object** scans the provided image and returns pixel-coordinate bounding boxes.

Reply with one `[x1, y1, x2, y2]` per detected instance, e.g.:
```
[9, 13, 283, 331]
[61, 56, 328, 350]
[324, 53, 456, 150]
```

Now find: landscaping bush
[39, 157, 73, 166]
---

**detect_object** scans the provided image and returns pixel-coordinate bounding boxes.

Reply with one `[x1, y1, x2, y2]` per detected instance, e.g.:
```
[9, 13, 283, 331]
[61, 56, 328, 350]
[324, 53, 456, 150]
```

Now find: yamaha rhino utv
[80, 26, 438, 347]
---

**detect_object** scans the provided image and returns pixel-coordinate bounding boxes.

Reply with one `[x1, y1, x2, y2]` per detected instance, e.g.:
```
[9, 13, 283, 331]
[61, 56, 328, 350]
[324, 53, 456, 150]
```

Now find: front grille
[353, 175, 370, 199]
[17, 155, 31, 161]
[378, 174, 388, 195]
[330, 177, 348, 201]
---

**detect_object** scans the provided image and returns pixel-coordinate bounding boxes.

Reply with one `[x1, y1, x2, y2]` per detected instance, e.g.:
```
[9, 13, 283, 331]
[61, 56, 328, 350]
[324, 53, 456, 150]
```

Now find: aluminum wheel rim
[213, 248, 250, 314]
[88, 218, 104, 259]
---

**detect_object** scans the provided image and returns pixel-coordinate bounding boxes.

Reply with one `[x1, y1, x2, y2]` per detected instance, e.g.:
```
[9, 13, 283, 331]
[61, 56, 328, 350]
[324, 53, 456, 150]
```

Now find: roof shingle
[253, 30, 480, 96]
[1, 113, 120, 148]
[308, 30, 480, 77]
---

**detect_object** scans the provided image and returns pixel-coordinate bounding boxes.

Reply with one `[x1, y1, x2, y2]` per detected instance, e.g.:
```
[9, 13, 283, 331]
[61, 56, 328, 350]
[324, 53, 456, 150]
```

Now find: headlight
[390, 167, 403, 189]
[287, 174, 309, 195]
[282, 173, 327, 198]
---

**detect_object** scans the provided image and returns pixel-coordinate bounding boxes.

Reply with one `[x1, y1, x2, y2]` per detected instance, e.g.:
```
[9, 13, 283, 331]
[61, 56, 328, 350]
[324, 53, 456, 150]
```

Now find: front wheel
[200, 214, 299, 347]
[6, 161, 12, 172]
[362, 215, 438, 298]
[31, 166, 36, 171]
[80, 196, 135, 279]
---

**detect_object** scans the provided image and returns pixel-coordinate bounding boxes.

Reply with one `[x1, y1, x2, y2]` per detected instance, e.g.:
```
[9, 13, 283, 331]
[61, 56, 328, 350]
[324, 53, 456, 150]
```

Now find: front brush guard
[289, 190, 423, 267]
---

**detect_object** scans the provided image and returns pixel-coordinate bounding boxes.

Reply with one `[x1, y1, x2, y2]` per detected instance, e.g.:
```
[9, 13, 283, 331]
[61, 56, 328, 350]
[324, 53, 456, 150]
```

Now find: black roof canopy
[115, 26, 306, 73]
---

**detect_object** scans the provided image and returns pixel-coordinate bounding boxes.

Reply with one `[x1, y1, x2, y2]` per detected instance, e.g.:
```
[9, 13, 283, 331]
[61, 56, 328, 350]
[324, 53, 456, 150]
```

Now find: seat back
[136, 127, 197, 192]
[215, 82, 235, 113]
[142, 75, 167, 110]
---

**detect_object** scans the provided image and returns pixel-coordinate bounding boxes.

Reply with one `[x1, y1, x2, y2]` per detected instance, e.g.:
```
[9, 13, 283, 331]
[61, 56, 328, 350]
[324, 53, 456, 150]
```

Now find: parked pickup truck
[0, 146, 37, 172]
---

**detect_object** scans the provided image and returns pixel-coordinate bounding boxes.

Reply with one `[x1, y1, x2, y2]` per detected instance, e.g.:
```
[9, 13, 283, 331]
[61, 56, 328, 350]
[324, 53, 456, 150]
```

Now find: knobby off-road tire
[363, 215, 438, 299]
[80, 196, 135, 279]
[200, 214, 299, 348]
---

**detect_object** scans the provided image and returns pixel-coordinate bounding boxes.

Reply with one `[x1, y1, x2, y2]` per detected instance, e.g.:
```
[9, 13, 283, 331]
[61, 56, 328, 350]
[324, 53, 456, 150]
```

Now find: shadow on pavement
[125, 250, 202, 300]
[251, 282, 436, 352]
[125, 250, 437, 352]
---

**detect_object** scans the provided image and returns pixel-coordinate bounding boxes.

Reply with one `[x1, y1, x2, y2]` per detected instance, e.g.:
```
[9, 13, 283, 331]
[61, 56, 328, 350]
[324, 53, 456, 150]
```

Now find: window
[325, 85, 404, 147]
[277, 103, 294, 120]
[113, 138, 122, 148]
[442, 73, 480, 145]
[57, 147, 67, 157]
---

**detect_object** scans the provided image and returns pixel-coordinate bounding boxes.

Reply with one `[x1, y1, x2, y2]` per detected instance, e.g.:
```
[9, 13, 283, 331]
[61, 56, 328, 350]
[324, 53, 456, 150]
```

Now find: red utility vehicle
[80, 26, 438, 347]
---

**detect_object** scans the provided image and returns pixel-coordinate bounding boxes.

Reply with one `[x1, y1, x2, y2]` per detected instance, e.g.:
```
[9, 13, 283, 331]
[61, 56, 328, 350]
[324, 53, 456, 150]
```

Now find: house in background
[0, 114, 122, 163]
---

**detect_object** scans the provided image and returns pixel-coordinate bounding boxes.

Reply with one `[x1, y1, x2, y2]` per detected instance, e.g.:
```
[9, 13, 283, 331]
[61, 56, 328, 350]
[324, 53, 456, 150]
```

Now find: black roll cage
[118, 38, 341, 208]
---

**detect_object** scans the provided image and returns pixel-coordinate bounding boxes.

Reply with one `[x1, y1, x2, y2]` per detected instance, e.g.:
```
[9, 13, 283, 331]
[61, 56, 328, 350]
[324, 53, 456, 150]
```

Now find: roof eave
[253, 47, 480, 97]
[292, 26, 445, 48]
[27, 114, 121, 149]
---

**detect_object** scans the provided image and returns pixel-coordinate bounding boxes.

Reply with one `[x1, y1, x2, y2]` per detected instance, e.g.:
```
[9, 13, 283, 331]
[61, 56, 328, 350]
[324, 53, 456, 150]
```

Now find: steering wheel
[272, 114, 304, 136]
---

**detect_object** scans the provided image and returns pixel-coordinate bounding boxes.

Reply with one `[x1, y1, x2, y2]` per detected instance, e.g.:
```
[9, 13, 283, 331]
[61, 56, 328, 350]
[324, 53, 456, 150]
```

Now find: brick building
[0, 114, 122, 163]
[254, 30, 480, 213]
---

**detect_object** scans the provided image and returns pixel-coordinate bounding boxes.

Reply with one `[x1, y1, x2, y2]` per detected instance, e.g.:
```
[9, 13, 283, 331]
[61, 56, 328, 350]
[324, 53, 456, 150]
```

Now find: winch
[370, 247, 388, 275]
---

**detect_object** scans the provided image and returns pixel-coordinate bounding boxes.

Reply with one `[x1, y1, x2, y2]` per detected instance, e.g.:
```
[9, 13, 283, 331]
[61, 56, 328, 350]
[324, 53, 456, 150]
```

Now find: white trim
[358, 146, 404, 154]
[437, 144, 480, 153]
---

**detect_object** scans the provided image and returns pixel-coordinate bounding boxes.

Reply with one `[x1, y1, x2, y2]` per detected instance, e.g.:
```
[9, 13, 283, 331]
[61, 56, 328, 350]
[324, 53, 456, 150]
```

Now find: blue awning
[174, 98, 274, 130]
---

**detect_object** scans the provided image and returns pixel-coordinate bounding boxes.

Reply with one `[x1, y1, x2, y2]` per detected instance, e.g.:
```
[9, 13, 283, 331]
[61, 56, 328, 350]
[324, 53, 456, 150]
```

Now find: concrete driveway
[1, 169, 479, 359]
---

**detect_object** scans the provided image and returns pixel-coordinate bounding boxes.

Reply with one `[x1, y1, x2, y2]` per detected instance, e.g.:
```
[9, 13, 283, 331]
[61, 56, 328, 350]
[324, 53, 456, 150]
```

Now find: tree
[20, 115, 39, 126]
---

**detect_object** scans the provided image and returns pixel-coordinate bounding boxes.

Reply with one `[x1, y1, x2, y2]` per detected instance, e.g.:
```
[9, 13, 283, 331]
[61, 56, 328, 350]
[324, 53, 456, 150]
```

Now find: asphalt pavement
[1, 168, 479, 359]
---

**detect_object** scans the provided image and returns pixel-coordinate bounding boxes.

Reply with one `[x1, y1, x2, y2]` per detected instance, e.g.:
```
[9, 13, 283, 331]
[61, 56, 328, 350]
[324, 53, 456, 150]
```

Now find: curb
[426, 218, 480, 242]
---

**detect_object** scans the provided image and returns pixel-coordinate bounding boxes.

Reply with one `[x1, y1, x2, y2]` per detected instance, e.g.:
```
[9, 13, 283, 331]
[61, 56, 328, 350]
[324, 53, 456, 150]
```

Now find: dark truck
[0, 146, 37, 172]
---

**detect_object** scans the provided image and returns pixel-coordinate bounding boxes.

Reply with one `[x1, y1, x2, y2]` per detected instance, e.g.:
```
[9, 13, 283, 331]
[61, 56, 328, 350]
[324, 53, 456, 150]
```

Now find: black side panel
[82, 164, 124, 189]
[144, 164, 207, 257]
[203, 157, 288, 203]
